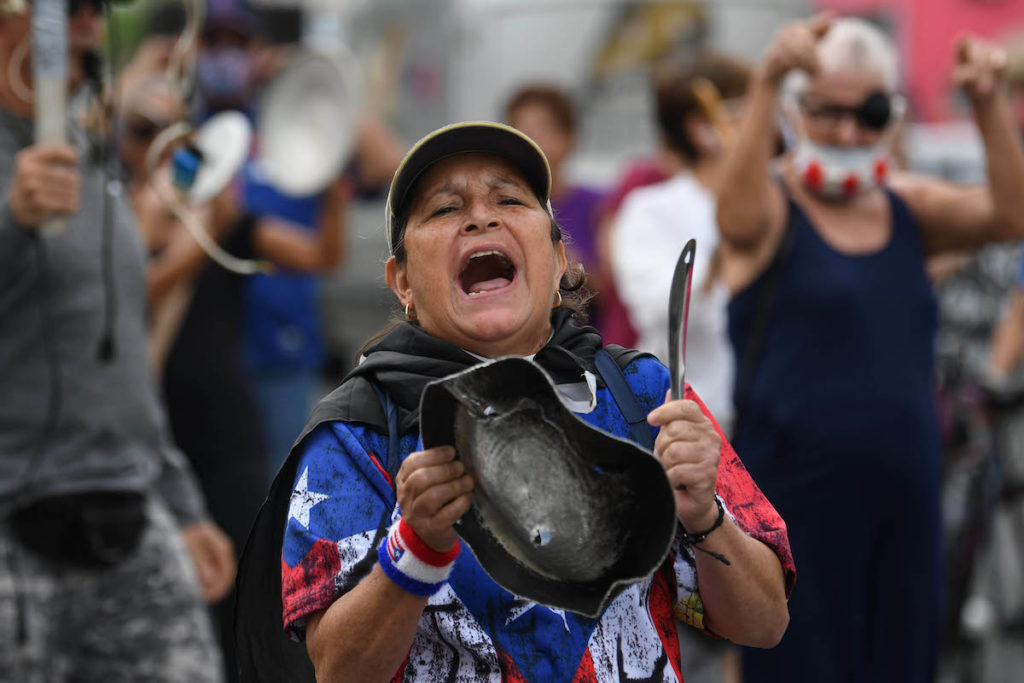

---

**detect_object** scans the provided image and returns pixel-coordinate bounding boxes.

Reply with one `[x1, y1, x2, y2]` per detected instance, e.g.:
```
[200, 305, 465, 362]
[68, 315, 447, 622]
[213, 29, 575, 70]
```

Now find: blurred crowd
[3, 0, 1024, 681]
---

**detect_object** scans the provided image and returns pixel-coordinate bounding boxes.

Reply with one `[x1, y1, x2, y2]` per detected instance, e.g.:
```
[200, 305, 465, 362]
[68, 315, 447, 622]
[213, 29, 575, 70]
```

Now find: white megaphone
[146, 110, 271, 275]
[170, 111, 252, 205]
[257, 47, 361, 197]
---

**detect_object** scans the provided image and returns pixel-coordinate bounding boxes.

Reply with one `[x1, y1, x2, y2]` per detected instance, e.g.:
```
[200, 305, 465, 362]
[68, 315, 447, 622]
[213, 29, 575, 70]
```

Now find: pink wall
[816, 0, 1024, 121]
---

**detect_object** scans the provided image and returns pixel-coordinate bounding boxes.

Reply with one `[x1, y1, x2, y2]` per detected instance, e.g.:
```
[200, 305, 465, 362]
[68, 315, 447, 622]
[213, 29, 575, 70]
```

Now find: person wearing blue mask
[716, 13, 1024, 683]
[194, 0, 257, 118]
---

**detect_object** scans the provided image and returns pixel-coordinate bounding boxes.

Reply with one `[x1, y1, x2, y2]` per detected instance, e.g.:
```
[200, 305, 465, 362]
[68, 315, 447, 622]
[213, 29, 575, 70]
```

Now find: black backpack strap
[594, 348, 654, 450]
[370, 382, 402, 498]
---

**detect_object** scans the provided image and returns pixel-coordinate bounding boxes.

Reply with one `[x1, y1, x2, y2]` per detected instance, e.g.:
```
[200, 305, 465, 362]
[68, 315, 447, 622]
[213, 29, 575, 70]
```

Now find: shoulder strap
[370, 382, 402, 492]
[594, 348, 654, 450]
[734, 209, 797, 435]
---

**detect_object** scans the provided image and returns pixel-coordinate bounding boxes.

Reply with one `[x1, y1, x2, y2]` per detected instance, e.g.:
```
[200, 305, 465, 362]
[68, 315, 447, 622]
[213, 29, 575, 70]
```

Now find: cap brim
[386, 122, 552, 254]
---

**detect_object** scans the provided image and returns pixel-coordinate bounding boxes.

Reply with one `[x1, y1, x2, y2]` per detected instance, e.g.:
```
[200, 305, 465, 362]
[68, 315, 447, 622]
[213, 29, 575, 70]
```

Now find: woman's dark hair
[504, 84, 578, 136]
[357, 217, 590, 363]
[654, 52, 750, 163]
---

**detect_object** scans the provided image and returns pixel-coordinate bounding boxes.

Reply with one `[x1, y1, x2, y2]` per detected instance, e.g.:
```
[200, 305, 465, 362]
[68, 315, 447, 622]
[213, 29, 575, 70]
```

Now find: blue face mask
[196, 47, 252, 111]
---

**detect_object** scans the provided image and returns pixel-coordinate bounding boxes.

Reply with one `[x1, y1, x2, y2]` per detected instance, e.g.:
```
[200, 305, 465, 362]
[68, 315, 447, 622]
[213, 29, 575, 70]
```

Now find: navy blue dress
[729, 191, 942, 683]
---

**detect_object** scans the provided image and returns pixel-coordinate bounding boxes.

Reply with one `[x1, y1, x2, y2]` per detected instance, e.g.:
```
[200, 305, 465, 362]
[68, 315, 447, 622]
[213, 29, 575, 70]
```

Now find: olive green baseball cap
[385, 121, 553, 255]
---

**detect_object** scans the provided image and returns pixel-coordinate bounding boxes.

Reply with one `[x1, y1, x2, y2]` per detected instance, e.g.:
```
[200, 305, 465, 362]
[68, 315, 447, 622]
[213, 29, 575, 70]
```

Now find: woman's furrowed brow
[422, 182, 457, 203]
[417, 173, 527, 207]
[487, 175, 529, 192]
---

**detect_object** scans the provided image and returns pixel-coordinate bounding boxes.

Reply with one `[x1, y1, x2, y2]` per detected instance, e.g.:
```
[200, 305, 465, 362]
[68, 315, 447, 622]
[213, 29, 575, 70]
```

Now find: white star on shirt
[288, 467, 329, 528]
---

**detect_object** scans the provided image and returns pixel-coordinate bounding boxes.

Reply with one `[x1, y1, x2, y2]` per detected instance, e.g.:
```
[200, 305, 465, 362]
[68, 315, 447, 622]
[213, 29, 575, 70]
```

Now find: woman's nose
[835, 116, 861, 146]
[463, 200, 499, 233]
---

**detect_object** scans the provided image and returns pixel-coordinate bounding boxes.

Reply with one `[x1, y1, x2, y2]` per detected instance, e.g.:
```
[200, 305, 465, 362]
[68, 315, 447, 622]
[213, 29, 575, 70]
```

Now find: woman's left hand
[647, 391, 722, 532]
[954, 36, 1008, 103]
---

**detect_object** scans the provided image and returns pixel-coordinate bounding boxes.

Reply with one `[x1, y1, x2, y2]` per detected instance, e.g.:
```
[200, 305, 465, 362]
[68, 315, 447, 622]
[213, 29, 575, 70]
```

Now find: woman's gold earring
[552, 291, 563, 308]
[404, 302, 417, 320]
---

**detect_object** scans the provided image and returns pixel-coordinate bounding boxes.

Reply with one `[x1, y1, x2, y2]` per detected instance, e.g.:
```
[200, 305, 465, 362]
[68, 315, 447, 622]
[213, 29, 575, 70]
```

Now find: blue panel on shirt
[283, 422, 400, 568]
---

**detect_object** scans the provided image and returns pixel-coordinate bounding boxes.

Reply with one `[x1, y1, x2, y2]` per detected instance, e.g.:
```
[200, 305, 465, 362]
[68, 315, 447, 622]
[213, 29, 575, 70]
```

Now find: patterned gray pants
[0, 496, 224, 683]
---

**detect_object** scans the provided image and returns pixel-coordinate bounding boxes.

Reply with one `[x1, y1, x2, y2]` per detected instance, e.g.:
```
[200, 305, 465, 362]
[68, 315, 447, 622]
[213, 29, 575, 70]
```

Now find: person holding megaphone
[0, 1, 233, 680]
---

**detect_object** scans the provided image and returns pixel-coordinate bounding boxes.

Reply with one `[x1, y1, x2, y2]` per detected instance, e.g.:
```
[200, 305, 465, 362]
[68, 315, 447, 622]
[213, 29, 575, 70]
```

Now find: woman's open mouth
[459, 250, 517, 296]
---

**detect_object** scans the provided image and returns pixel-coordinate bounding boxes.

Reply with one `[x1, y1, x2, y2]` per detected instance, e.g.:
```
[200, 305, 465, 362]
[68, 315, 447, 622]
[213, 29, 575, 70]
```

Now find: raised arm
[252, 179, 348, 272]
[893, 37, 1024, 254]
[351, 117, 404, 191]
[716, 14, 831, 252]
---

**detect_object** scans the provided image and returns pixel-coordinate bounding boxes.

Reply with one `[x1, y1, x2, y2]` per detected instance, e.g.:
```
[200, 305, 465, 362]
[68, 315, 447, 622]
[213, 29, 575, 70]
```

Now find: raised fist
[954, 36, 1008, 103]
[761, 13, 833, 87]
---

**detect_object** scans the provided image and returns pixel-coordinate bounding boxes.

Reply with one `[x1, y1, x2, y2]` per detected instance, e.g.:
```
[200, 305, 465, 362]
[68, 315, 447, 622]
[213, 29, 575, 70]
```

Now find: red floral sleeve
[685, 384, 797, 597]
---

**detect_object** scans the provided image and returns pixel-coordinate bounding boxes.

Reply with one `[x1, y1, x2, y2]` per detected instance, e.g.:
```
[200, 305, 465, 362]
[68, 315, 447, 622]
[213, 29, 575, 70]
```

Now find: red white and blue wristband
[378, 518, 461, 597]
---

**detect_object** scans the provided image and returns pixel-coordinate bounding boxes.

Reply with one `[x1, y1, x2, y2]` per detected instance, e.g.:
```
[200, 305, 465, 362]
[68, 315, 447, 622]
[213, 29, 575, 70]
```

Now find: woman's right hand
[9, 144, 80, 228]
[761, 13, 833, 87]
[395, 446, 475, 553]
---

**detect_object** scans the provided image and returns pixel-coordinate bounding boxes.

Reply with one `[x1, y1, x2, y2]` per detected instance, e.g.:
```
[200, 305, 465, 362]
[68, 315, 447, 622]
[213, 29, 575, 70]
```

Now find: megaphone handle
[149, 172, 272, 277]
[146, 118, 269, 275]
[33, 0, 69, 236]
[168, 198, 272, 276]
[35, 76, 67, 236]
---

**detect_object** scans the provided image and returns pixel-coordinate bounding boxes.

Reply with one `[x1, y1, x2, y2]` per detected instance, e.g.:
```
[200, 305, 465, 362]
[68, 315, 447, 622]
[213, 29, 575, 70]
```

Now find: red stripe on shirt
[368, 451, 393, 489]
[281, 538, 342, 633]
[571, 648, 598, 682]
[496, 645, 529, 682]
[684, 384, 797, 597]
[650, 563, 684, 681]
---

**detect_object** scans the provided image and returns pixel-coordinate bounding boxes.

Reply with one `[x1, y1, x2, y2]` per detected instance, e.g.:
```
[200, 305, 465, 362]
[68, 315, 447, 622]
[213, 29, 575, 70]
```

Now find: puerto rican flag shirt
[282, 357, 795, 681]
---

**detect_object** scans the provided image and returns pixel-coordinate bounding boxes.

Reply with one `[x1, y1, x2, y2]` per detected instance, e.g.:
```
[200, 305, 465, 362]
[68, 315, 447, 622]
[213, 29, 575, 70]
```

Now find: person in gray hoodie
[0, 2, 233, 680]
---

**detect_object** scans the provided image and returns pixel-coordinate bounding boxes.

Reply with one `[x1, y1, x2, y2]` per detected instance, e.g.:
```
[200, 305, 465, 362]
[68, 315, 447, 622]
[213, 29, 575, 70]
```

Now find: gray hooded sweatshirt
[0, 106, 207, 525]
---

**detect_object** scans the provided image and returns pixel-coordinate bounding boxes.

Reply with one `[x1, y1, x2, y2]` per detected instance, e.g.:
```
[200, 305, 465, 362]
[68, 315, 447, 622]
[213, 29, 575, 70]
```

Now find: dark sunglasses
[799, 91, 901, 131]
[124, 117, 167, 141]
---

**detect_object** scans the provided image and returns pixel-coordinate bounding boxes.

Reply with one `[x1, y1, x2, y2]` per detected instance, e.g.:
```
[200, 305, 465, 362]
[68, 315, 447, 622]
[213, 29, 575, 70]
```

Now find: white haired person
[715, 13, 1024, 683]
